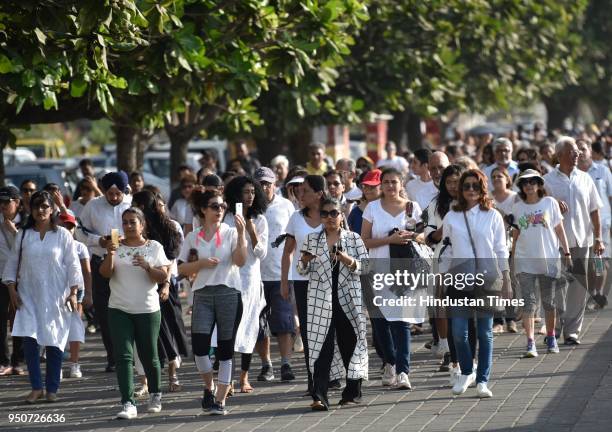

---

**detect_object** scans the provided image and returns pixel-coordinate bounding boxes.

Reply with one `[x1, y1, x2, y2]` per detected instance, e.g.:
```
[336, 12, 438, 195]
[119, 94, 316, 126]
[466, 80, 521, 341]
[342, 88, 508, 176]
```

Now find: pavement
[1, 305, 611, 432]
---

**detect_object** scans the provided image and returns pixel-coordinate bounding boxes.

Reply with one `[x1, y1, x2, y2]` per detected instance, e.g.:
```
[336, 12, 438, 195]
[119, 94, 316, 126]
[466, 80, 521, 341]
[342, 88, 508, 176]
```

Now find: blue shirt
[347, 206, 364, 235]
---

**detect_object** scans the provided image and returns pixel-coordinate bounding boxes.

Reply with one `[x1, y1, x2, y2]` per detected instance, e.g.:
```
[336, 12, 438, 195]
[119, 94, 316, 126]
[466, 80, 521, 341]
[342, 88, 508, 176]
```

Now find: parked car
[3, 148, 37, 166]
[4, 165, 74, 206]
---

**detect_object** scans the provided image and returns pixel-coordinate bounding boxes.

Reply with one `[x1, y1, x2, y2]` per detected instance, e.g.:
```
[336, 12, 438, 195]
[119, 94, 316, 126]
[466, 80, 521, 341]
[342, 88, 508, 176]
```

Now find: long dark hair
[22, 191, 57, 231]
[190, 189, 223, 223]
[453, 170, 493, 212]
[132, 190, 182, 260]
[301, 174, 327, 217]
[224, 176, 267, 218]
[436, 165, 464, 218]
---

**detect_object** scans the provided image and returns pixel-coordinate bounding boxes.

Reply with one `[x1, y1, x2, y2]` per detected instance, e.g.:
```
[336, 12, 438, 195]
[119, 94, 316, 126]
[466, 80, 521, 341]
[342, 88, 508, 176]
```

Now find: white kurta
[2, 227, 82, 350]
[225, 213, 268, 354]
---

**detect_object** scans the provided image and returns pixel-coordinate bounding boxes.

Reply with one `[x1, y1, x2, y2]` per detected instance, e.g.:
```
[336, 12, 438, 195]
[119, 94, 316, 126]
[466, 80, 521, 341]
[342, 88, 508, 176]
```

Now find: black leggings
[293, 280, 312, 391]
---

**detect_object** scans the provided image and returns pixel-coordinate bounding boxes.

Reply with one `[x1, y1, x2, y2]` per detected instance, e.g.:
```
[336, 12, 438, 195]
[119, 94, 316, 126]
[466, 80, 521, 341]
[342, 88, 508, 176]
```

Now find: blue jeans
[372, 319, 411, 374]
[23, 337, 63, 393]
[451, 312, 493, 384]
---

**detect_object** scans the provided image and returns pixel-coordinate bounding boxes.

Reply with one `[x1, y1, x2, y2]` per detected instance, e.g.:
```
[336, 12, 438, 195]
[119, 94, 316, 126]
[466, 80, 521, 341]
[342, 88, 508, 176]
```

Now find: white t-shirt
[493, 191, 518, 216]
[284, 211, 322, 281]
[109, 240, 171, 314]
[511, 197, 563, 276]
[178, 223, 241, 291]
[405, 178, 438, 211]
[362, 199, 422, 259]
[170, 198, 192, 226]
[260, 196, 295, 281]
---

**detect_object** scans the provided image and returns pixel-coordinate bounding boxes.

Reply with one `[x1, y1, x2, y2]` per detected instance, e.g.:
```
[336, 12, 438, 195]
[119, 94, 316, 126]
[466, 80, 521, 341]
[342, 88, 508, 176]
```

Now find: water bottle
[594, 255, 604, 277]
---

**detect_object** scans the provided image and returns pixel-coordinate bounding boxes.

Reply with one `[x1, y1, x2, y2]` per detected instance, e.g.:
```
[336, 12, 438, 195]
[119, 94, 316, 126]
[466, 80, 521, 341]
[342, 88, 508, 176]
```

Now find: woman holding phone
[100, 208, 171, 419]
[298, 197, 369, 410]
[223, 176, 268, 393]
[177, 190, 247, 415]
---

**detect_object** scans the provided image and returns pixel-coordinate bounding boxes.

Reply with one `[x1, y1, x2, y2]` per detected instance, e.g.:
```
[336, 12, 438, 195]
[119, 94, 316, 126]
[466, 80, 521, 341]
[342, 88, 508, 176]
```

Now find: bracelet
[564, 252, 571, 257]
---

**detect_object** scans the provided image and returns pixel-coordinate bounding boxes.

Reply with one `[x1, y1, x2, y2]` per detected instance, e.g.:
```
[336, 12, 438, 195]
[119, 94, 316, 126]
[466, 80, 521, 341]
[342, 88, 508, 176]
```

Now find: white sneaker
[117, 401, 138, 419]
[477, 382, 493, 398]
[382, 364, 397, 386]
[59, 369, 63, 381]
[147, 393, 162, 413]
[435, 339, 449, 358]
[396, 372, 412, 390]
[449, 364, 462, 386]
[452, 372, 476, 395]
[69, 363, 82, 378]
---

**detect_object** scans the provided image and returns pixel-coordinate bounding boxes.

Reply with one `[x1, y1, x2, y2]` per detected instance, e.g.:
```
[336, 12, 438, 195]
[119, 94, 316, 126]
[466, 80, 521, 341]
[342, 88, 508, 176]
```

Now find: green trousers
[108, 308, 161, 404]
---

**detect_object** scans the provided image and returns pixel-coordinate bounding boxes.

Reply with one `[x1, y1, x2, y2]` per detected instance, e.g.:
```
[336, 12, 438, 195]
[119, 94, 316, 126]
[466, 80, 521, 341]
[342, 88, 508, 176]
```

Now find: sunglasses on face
[522, 178, 541, 186]
[320, 209, 341, 219]
[462, 182, 482, 192]
[33, 204, 51, 211]
[206, 203, 227, 211]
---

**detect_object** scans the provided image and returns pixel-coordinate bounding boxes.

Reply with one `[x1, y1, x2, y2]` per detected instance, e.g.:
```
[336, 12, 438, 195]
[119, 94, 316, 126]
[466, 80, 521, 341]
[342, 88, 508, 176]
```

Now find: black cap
[202, 174, 223, 187]
[0, 186, 21, 201]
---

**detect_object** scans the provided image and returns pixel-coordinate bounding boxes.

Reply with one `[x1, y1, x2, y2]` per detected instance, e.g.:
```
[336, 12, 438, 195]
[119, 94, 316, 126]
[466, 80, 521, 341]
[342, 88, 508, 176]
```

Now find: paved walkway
[1, 306, 611, 432]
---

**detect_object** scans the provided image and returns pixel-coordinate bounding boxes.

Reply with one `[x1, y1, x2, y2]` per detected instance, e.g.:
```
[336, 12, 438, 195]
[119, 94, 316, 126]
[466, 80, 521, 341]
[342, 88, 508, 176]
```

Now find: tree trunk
[0, 148, 5, 187]
[135, 131, 150, 172]
[388, 110, 407, 149]
[166, 128, 192, 189]
[543, 96, 568, 131]
[114, 123, 138, 173]
[406, 111, 423, 151]
[287, 126, 313, 166]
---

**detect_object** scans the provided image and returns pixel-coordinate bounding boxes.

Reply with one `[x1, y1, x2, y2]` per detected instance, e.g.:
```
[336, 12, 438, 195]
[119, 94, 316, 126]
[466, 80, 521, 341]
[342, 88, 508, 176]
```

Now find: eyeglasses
[320, 209, 341, 218]
[21, 188, 36, 193]
[522, 178, 541, 186]
[462, 182, 482, 192]
[206, 203, 227, 211]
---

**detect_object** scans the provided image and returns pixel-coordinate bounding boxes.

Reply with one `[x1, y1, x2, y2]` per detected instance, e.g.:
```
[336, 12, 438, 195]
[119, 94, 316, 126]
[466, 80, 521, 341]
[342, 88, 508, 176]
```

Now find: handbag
[462, 212, 504, 314]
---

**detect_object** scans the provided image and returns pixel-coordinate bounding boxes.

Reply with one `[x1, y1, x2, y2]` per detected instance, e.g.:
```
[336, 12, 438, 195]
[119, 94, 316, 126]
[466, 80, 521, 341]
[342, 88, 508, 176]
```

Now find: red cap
[59, 212, 77, 227]
[361, 169, 382, 186]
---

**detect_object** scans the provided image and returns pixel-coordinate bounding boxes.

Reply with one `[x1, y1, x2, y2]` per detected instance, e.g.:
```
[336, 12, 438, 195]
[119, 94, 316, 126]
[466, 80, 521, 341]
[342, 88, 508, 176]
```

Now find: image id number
[8, 413, 66, 423]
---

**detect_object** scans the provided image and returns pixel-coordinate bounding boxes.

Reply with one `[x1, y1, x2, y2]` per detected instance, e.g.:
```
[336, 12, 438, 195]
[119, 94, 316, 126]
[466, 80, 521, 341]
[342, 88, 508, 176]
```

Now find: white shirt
[2, 227, 82, 349]
[284, 211, 322, 281]
[69, 199, 85, 219]
[442, 205, 509, 271]
[493, 191, 518, 216]
[405, 177, 438, 211]
[109, 240, 171, 314]
[0, 216, 18, 274]
[77, 195, 132, 258]
[585, 162, 612, 226]
[511, 197, 563, 276]
[483, 161, 520, 191]
[362, 199, 422, 259]
[170, 198, 192, 226]
[260, 196, 295, 281]
[178, 223, 241, 292]
[543, 167, 603, 248]
[376, 156, 409, 174]
[345, 185, 363, 202]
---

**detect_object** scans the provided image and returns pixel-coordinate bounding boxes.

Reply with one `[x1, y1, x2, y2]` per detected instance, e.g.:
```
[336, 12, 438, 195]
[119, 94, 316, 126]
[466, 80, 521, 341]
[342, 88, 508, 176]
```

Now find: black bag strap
[15, 229, 26, 289]
[463, 211, 478, 260]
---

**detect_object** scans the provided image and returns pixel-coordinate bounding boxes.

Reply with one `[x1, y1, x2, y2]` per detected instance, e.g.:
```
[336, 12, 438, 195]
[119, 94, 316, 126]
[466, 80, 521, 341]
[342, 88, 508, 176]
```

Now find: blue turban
[101, 171, 129, 192]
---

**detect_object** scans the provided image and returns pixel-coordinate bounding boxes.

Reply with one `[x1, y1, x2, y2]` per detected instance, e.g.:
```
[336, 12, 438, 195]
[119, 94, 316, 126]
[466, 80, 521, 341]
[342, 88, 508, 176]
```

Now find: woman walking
[3, 191, 82, 403]
[361, 167, 424, 390]
[100, 208, 171, 419]
[132, 190, 189, 393]
[298, 198, 369, 410]
[511, 169, 570, 357]
[442, 169, 511, 398]
[177, 190, 247, 415]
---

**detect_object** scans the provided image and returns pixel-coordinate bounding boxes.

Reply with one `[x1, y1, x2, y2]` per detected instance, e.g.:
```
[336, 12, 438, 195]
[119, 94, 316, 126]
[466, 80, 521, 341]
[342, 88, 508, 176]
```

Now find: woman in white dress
[3, 191, 82, 403]
[223, 176, 268, 393]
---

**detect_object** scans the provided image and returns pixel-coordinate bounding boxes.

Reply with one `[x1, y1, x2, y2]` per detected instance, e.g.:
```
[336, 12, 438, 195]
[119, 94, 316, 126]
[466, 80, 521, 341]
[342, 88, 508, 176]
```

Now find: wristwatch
[594, 237, 602, 242]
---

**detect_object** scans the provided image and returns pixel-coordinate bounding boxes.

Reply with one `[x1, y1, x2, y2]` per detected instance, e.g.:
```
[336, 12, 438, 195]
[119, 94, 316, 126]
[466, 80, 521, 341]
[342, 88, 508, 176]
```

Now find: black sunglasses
[521, 178, 542, 186]
[462, 182, 482, 192]
[320, 209, 341, 218]
[206, 203, 227, 211]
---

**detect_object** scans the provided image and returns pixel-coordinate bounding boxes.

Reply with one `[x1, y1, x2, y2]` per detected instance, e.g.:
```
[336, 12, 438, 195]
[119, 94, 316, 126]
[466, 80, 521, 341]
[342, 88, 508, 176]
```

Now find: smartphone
[235, 202, 243, 215]
[111, 228, 120, 247]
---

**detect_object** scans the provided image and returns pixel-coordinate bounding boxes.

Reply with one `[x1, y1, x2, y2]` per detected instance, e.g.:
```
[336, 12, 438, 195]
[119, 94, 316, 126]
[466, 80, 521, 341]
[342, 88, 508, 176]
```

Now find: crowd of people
[0, 122, 610, 418]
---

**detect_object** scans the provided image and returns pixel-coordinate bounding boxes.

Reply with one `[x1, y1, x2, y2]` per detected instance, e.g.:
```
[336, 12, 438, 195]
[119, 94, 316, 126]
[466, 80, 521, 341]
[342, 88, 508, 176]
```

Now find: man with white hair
[270, 155, 289, 191]
[335, 158, 362, 203]
[576, 138, 612, 307]
[483, 137, 519, 190]
[428, 151, 450, 188]
[543, 136, 604, 345]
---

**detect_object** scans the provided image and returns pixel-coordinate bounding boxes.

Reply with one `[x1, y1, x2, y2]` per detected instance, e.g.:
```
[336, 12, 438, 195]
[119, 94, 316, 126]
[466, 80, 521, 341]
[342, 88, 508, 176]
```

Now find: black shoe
[328, 379, 342, 390]
[438, 352, 451, 372]
[201, 388, 215, 412]
[257, 365, 275, 381]
[280, 364, 295, 381]
[208, 402, 227, 415]
[594, 294, 607, 308]
[338, 399, 360, 406]
[105, 364, 115, 373]
[564, 337, 581, 346]
[424, 339, 434, 350]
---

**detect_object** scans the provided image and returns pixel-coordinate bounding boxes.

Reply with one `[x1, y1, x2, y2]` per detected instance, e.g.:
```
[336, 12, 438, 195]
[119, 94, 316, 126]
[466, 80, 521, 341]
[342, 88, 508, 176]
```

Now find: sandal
[169, 375, 182, 392]
[25, 390, 44, 404]
[311, 400, 328, 411]
[240, 380, 254, 393]
[134, 385, 149, 398]
[227, 382, 234, 397]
